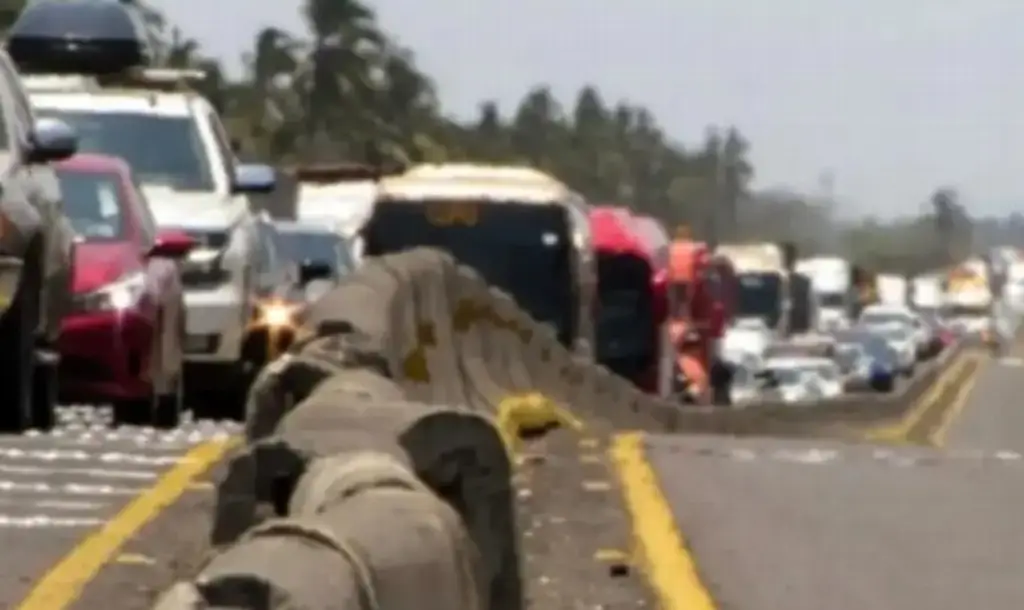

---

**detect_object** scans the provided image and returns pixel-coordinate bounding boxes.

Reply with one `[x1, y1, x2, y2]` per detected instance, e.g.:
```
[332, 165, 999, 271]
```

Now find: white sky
[148, 0, 1024, 218]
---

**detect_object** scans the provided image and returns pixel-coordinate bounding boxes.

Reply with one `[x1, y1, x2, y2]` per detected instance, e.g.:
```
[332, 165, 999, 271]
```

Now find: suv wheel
[0, 266, 41, 433]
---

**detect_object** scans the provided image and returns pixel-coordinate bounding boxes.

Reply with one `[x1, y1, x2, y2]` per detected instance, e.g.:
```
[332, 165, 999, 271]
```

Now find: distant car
[0, 49, 79, 432]
[762, 356, 842, 403]
[720, 317, 772, 363]
[55, 154, 193, 427]
[871, 324, 917, 376]
[835, 330, 898, 392]
[859, 303, 933, 358]
[272, 219, 354, 304]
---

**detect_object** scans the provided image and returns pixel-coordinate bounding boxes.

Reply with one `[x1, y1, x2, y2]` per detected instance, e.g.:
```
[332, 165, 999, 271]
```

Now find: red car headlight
[73, 271, 145, 313]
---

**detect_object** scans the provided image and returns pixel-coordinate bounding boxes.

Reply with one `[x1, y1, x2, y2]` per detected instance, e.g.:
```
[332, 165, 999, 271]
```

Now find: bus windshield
[736, 272, 783, 329]
[363, 200, 576, 346]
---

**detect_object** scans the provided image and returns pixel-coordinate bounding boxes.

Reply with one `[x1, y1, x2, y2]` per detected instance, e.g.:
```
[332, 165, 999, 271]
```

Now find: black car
[0, 49, 78, 432]
[272, 220, 354, 302]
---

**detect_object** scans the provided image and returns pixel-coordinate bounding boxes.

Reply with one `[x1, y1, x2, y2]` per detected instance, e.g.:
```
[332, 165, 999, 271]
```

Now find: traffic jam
[0, 0, 1015, 444]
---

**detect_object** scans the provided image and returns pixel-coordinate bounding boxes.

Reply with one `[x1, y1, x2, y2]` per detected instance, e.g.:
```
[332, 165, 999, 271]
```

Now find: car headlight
[255, 300, 301, 328]
[74, 271, 145, 312]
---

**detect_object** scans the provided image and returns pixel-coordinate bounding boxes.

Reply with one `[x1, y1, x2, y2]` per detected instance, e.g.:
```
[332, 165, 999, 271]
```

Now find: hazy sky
[148, 0, 1024, 218]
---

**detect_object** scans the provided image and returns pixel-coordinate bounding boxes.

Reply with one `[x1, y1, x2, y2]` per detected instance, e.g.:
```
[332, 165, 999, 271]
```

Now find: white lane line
[0, 464, 159, 480]
[0, 498, 108, 511]
[0, 480, 145, 495]
[0, 515, 105, 528]
[0, 448, 186, 466]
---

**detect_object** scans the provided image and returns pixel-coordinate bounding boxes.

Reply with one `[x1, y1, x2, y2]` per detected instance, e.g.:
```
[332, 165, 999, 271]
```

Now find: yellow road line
[610, 432, 716, 610]
[16, 439, 235, 610]
[928, 358, 982, 446]
[864, 355, 967, 441]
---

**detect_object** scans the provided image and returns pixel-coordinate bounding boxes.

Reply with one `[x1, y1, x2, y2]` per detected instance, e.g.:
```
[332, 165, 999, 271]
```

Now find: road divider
[150, 248, 670, 609]
[145, 247, 980, 608]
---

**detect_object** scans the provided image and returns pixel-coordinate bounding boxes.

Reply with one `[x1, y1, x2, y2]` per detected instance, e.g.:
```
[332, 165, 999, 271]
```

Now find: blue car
[836, 330, 898, 392]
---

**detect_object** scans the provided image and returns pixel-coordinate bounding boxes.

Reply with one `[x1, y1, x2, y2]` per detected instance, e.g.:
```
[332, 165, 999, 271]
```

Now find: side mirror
[299, 259, 333, 284]
[27, 118, 77, 164]
[149, 230, 195, 258]
[231, 163, 276, 194]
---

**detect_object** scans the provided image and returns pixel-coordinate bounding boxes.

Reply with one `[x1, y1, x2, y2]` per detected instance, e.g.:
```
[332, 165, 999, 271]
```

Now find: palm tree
[299, 0, 385, 159]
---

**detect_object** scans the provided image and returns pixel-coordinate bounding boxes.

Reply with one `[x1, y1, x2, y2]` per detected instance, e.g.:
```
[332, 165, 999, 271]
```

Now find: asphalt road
[646, 354, 1024, 610]
[0, 406, 238, 609]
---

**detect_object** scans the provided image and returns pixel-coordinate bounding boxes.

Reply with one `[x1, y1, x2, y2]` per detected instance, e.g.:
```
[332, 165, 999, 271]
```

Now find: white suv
[26, 70, 276, 418]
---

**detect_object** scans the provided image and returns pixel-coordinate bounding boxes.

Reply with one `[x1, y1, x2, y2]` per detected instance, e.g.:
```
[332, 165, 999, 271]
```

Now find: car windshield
[878, 328, 910, 342]
[37, 110, 215, 192]
[849, 333, 896, 363]
[56, 169, 126, 240]
[277, 230, 353, 275]
[735, 272, 782, 329]
[810, 363, 838, 380]
[363, 200, 576, 346]
[835, 346, 860, 369]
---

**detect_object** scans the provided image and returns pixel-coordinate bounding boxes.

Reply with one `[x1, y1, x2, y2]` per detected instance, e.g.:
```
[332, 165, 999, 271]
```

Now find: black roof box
[7, 0, 152, 75]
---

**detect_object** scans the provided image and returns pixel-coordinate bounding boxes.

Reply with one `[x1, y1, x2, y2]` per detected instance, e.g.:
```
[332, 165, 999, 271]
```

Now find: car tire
[152, 373, 183, 430]
[0, 264, 41, 433]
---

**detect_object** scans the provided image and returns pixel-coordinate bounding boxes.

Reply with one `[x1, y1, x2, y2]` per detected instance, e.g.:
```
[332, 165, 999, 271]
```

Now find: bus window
[364, 200, 577, 346]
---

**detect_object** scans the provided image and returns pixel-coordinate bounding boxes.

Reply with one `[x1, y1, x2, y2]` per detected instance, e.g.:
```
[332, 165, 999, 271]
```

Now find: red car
[56, 154, 194, 428]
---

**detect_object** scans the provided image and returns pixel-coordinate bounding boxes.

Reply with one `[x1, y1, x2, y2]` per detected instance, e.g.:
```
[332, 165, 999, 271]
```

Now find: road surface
[643, 353, 1024, 610]
[0, 407, 237, 609]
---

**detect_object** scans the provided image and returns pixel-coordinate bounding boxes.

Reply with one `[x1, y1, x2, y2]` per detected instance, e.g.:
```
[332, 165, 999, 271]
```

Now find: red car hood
[72, 242, 138, 294]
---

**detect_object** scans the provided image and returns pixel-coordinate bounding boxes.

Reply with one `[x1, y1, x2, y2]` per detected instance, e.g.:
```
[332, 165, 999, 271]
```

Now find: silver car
[0, 50, 78, 432]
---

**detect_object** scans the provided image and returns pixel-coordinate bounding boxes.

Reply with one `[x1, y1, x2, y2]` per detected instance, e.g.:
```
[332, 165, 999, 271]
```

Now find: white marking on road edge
[773, 449, 838, 464]
[0, 464, 158, 480]
[0, 481, 143, 495]
[0, 516, 104, 528]
[0, 448, 184, 465]
[0, 499, 108, 511]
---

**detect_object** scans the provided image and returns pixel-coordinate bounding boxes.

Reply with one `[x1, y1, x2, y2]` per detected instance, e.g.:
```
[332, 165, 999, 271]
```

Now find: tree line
[5, 0, 1015, 273]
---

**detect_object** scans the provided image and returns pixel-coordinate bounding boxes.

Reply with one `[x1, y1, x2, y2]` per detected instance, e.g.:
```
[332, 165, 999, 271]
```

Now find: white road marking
[0, 463, 158, 480]
[0, 480, 144, 495]
[0, 448, 185, 466]
[0, 498, 108, 511]
[0, 515, 105, 528]
[706, 446, 1024, 467]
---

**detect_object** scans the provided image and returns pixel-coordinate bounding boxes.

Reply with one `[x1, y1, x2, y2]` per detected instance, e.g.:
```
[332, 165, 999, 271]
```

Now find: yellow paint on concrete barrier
[496, 392, 583, 452]
[16, 439, 236, 610]
[610, 432, 716, 610]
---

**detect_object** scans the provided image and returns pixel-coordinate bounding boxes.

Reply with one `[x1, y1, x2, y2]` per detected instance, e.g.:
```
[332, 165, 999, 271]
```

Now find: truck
[943, 258, 992, 337]
[590, 207, 672, 396]
[876, 274, 908, 306]
[795, 257, 853, 330]
[911, 274, 943, 312]
[715, 242, 790, 336]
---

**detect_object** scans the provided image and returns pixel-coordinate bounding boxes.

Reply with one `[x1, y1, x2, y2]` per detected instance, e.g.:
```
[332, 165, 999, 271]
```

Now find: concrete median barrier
[157, 247, 971, 609]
